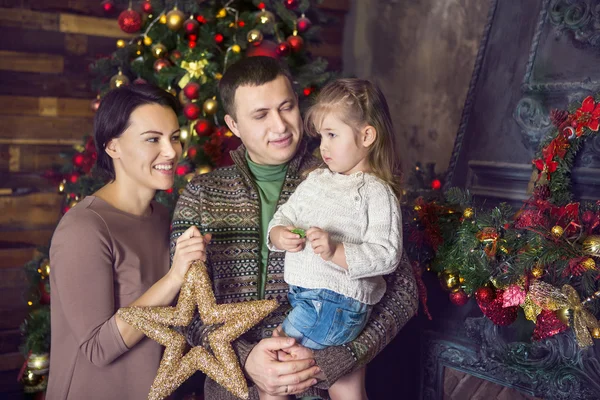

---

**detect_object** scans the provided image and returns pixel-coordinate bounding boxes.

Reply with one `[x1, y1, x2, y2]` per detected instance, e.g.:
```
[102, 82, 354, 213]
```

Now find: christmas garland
[407, 94, 600, 347]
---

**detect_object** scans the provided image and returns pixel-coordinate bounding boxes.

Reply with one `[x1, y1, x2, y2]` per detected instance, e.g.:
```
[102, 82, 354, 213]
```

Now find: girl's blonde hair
[304, 78, 401, 199]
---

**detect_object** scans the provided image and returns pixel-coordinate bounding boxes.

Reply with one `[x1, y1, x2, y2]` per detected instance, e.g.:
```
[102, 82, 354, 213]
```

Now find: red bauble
[175, 165, 188, 176]
[153, 58, 171, 72]
[183, 82, 200, 100]
[284, 0, 298, 9]
[297, 16, 311, 33]
[183, 103, 201, 120]
[39, 281, 50, 305]
[532, 309, 569, 341]
[188, 41, 197, 49]
[474, 286, 495, 305]
[246, 40, 278, 58]
[118, 9, 142, 33]
[72, 153, 84, 167]
[68, 172, 79, 184]
[431, 179, 442, 190]
[166, 188, 174, 194]
[170, 50, 183, 62]
[276, 42, 291, 57]
[133, 77, 147, 85]
[187, 146, 198, 159]
[287, 35, 304, 52]
[214, 33, 224, 44]
[303, 87, 313, 97]
[184, 18, 199, 34]
[196, 15, 207, 24]
[194, 119, 212, 136]
[257, 2, 266, 9]
[101, 0, 115, 13]
[449, 290, 469, 306]
[141, 0, 153, 14]
[238, 20, 246, 27]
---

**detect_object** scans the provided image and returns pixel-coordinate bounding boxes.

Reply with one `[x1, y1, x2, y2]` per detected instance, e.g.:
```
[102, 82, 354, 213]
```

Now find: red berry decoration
[183, 103, 201, 120]
[238, 20, 246, 27]
[101, 0, 115, 13]
[284, 0, 298, 9]
[287, 35, 304, 52]
[188, 41, 197, 49]
[68, 172, 79, 184]
[187, 146, 198, 159]
[184, 83, 200, 100]
[214, 33, 224, 44]
[431, 179, 442, 190]
[449, 290, 469, 306]
[297, 16, 311, 33]
[72, 153, 84, 167]
[474, 286, 495, 305]
[118, 9, 142, 33]
[184, 18, 199, 34]
[141, 0, 153, 14]
[276, 42, 290, 57]
[303, 87, 313, 97]
[258, 2, 266, 9]
[175, 165, 188, 176]
[194, 119, 212, 136]
[196, 15, 207, 24]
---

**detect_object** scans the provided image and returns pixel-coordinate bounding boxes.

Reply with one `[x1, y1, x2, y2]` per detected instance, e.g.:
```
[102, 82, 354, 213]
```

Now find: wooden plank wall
[0, 1, 348, 398]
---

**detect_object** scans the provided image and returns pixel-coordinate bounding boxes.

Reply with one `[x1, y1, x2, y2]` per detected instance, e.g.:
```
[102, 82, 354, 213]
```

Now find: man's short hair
[219, 56, 293, 119]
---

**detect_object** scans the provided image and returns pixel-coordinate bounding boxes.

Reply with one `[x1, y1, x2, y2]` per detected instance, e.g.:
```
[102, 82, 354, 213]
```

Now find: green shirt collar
[245, 151, 288, 182]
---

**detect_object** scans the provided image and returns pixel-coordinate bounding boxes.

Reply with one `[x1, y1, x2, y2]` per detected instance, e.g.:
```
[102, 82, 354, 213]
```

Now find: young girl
[267, 78, 403, 400]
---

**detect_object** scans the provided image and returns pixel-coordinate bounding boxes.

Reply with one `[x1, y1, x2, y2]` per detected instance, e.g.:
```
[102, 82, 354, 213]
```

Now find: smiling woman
[46, 84, 212, 400]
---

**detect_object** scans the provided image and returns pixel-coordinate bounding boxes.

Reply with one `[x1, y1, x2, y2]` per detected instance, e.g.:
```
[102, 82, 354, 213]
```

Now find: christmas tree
[19, 0, 333, 393]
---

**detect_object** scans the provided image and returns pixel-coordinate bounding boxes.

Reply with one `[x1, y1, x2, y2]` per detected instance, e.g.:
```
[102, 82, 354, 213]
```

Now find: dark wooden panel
[0, 115, 93, 141]
[0, 352, 24, 372]
[0, 193, 63, 226]
[0, 330, 21, 359]
[0, 247, 35, 269]
[0, 96, 94, 118]
[0, 71, 93, 98]
[0, 228, 55, 247]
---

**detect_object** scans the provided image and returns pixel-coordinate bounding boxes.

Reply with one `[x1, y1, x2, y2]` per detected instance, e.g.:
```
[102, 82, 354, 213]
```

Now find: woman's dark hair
[93, 83, 180, 181]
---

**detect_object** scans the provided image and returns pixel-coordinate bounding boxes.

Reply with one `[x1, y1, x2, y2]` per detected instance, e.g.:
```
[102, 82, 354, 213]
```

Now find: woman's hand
[169, 226, 211, 287]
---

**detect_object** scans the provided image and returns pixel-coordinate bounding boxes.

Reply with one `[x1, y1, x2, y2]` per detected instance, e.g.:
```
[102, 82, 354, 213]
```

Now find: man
[170, 56, 418, 399]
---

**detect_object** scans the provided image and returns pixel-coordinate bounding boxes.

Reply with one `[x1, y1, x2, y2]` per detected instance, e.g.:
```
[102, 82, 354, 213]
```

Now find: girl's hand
[270, 225, 306, 252]
[169, 226, 212, 287]
[306, 227, 336, 261]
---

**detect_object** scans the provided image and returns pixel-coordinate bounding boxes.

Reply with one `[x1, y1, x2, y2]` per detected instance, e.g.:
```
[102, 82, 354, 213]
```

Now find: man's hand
[244, 337, 320, 396]
[306, 227, 336, 261]
[270, 226, 306, 252]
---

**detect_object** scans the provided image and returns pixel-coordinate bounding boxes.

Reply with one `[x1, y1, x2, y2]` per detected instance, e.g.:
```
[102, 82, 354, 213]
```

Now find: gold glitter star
[118, 261, 278, 399]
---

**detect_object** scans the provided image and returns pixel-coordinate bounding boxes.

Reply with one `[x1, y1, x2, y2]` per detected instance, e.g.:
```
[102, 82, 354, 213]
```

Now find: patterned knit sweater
[268, 168, 402, 305]
[170, 141, 419, 400]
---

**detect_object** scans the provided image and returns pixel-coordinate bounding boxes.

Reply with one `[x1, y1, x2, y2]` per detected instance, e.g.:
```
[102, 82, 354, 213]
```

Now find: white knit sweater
[267, 168, 402, 305]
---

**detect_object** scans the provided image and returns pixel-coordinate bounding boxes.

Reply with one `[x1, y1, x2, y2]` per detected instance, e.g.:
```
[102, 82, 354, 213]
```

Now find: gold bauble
[58, 179, 66, 193]
[109, 70, 130, 89]
[531, 264, 544, 278]
[28, 353, 50, 375]
[582, 235, 600, 256]
[413, 204, 422, 212]
[551, 225, 564, 238]
[165, 85, 177, 97]
[214, 72, 223, 80]
[159, 14, 167, 24]
[116, 39, 126, 48]
[582, 258, 596, 270]
[133, 38, 144, 56]
[21, 368, 43, 387]
[38, 258, 51, 279]
[143, 35, 153, 46]
[255, 10, 275, 25]
[591, 327, 600, 339]
[68, 200, 78, 209]
[247, 29, 264, 45]
[203, 98, 218, 115]
[152, 43, 168, 58]
[197, 165, 212, 175]
[463, 207, 474, 219]
[178, 90, 190, 105]
[216, 8, 227, 18]
[166, 8, 185, 31]
[439, 270, 460, 292]
[556, 307, 572, 326]
[230, 44, 241, 53]
[180, 126, 189, 141]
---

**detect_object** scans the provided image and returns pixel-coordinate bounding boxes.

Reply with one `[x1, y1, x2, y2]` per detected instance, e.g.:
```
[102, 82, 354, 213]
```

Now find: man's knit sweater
[170, 141, 418, 399]
[268, 168, 402, 305]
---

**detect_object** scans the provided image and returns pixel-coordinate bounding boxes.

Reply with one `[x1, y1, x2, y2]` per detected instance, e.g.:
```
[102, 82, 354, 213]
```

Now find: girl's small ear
[362, 125, 377, 148]
[104, 138, 120, 160]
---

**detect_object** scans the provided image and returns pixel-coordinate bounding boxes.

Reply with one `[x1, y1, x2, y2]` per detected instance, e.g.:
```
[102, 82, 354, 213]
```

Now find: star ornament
[117, 261, 278, 399]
